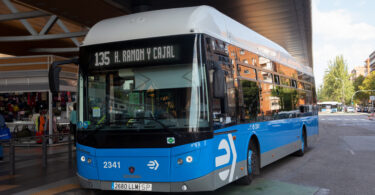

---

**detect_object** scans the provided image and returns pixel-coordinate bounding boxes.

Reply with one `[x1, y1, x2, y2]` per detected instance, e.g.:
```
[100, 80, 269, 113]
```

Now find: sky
[312, 0, 375, 87]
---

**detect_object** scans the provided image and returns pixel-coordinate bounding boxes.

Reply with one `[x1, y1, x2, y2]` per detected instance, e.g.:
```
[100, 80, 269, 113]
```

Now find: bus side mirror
[213, 69, 225, 99]
[48, 58, 79, 93]
[48, 64, 62, 93]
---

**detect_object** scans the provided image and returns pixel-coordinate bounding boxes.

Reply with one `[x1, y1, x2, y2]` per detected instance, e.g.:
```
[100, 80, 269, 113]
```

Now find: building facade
[369, 52, 375, 73]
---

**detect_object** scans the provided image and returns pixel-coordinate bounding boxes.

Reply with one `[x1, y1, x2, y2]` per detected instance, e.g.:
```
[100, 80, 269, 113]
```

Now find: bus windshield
[82, 63, 210, 132]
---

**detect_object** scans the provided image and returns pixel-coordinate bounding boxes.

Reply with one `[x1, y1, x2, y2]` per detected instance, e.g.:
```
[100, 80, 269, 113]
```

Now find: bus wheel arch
[237, 135, 260, 185]
[249, 135, 261, 175]
[296, 125, 307, 156]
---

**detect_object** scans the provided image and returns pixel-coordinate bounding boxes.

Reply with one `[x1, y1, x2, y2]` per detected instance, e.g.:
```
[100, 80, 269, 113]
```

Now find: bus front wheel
[237, 141, 259, 185]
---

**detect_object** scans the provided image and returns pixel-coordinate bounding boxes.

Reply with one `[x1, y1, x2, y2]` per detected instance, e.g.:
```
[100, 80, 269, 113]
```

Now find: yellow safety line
[0, 174, 19, 181]
[30, 184, 80, 195]
[0, 184, 18, 191]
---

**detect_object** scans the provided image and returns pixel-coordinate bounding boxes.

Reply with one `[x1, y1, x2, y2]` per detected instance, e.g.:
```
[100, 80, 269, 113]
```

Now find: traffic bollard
[42, 135, 47, 167]
[9, 140, 15, 175]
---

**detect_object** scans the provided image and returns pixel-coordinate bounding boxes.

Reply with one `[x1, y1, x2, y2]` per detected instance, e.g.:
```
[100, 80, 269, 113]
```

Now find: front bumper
[77, 172, 216, 192]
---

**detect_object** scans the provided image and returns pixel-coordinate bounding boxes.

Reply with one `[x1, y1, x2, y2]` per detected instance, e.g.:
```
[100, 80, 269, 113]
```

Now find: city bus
[49, 6, 318, 192]
[317, 101, 342, 113]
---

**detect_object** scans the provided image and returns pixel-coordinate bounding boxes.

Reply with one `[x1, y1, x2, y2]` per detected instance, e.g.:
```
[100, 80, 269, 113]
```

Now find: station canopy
[0, 0, 312, 68]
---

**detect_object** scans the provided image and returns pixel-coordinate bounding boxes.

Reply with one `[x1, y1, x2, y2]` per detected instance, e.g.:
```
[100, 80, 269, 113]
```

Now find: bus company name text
[94, 45, 176, 67]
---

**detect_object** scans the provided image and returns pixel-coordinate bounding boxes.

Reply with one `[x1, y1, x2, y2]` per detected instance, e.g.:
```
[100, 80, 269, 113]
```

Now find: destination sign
[80, 35, 196, 71]
[93, 45, 179, 67]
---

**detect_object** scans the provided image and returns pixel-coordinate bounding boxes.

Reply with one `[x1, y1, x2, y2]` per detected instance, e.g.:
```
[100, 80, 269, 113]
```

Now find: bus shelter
[0, 55, 78, 144]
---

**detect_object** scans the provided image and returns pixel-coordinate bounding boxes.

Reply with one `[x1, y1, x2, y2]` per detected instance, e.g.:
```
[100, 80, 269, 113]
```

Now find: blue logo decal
[78, 121, 83, 129]
[83, 121, 89, 129]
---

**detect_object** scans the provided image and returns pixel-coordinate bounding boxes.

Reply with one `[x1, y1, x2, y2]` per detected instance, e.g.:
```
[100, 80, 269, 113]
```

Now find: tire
[237, 141, 259, 185]
[295, 129, 307, 156]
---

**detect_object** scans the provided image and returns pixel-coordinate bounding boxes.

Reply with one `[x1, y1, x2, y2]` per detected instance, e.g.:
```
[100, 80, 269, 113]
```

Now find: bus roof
[83, 6, 313, 76]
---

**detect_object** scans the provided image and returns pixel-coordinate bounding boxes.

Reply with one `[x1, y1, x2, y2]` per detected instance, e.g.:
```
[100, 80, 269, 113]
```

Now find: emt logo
[215, 134, 237, 182]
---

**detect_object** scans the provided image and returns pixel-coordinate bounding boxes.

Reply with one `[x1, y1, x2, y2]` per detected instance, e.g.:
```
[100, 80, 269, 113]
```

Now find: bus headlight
[81, 155, 86, 162]
[186, 156, 193, 163]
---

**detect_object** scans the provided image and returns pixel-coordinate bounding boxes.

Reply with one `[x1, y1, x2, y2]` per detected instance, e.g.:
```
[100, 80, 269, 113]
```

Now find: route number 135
[95, 51, 110, 66]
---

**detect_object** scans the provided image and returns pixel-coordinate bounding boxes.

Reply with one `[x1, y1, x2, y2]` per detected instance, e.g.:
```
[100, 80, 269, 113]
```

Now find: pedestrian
[69, 103, 77, 144]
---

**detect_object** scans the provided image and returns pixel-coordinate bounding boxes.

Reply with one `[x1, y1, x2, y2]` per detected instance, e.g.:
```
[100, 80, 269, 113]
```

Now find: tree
[320, 55, 354, 105]
[352, 75, 367, 105]
[359, 71, 375, 99]
[317, 84, 328, 102]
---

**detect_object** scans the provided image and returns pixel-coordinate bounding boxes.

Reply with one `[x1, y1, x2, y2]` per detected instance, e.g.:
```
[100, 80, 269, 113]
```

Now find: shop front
[0, 55, 78, 144]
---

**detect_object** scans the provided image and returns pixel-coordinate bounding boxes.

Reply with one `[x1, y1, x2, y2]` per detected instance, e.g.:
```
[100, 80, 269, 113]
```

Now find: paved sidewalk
[0, 145, 76, 194]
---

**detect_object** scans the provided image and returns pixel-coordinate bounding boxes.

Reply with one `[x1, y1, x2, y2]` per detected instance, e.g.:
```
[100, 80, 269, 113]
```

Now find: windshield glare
[82, 64, 209, 132]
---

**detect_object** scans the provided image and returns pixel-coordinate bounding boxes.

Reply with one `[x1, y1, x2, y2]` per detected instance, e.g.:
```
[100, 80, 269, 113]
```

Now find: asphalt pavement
[1, 113, 374, 195]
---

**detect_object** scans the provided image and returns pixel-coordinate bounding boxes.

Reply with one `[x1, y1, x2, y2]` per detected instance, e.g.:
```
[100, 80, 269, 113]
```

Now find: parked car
[347, 107, 355, 113]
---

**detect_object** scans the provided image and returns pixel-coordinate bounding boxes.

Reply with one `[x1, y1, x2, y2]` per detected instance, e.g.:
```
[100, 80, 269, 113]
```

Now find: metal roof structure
[1, 0, 312, 69]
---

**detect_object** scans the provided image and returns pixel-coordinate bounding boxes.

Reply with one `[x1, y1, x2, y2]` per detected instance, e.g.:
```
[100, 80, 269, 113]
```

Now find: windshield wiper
[125, 117, 182, 137]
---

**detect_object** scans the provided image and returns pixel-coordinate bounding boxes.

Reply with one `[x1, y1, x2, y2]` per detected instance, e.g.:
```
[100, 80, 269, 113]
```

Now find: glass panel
[291, 80, 297, 88]
[271, 86, 299, 119]
[259, 83, 276, 121]
[78, 74, 84, 123]
[274, 75, 280, 85]
[82, 64, 209, 132]
[239, 66, 257, 80]
[240, 80, 260, 122]
[280, 77, 290, 86]
[260, 71, 273, 83]
[259, 57, 274, 71]
[278, 63, 298, 78]
[298, 82, 305, 90]
[305, 83, 312, 91]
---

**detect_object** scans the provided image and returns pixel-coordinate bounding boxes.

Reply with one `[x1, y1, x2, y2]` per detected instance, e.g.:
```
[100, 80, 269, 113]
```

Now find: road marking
[315, 188, 331, 195]
[0, 185, 18, 192]
[348, 149, 355, 155]
[30, 184, 80, 195]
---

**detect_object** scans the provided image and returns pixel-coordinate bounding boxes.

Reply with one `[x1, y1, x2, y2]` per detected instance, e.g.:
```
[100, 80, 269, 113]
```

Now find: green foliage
[359, 71, 375, 98]
[271, 86, 299, 111]
[352, 75, 368, 104]
[320, 55, 354, 104]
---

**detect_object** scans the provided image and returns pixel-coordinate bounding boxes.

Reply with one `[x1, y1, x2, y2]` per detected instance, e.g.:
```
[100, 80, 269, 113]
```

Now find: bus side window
[210, 67, 236, 128]
[239, 79, 260, 123]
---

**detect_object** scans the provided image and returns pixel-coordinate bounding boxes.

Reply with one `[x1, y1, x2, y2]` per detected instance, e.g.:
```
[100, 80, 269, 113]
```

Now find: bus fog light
[87, 158, 92, 164]
[81, 156, 86, 162]
[181, 184, 187, 191]
[177, 158, 183, 165]
[186, 156, 193, 163]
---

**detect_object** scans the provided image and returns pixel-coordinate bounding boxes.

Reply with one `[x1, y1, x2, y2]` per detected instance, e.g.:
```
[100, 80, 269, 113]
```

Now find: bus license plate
[112, 182, 152, 191]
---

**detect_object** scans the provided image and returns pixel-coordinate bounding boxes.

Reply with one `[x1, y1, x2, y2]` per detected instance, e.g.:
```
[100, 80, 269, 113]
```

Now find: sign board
[370, 96, 375, 101]
[80, 35, 195, 71]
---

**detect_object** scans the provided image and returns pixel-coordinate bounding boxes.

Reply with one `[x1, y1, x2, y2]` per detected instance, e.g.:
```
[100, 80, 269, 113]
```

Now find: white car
[347, 107, 355, 113]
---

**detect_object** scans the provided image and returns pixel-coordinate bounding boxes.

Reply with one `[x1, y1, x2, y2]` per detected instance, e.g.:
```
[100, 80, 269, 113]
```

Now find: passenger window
[260, 71, 273, 83]
[239, 80, 260, 122]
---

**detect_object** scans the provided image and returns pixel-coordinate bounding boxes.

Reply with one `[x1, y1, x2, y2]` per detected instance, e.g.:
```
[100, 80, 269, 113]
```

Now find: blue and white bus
[49, 6, 318, 192]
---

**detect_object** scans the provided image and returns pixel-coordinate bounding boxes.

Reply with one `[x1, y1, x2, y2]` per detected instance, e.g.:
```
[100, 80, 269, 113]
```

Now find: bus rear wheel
[295, 129, 307, 156]
[238, 141, 258, 185]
